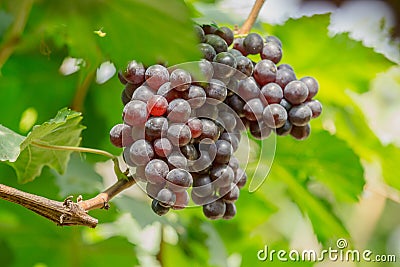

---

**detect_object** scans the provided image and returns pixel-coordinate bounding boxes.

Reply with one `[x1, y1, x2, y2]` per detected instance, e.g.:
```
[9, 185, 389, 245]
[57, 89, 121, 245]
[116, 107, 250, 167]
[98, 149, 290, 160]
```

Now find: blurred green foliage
[0, 0, 399, 266]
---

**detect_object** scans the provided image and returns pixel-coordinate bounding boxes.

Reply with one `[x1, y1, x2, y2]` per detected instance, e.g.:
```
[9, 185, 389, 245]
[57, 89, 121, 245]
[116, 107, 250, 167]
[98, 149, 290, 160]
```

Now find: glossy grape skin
[167, 98, 191, 123]
[214, 139, 233, 164]
[235, 56, 254, 77]
[194, 25, 206, 42]
[196, 59, 214, 82]
[279, 98, 292, 111]
[203, 199, 226, 220]
[121, 89, 131, 105]
[288, 104, 312, 126]
[109, 123, 133, 148]
[306, 99, 322, 118]
[192, 174, 214, 198]
[205, 34, 228, 53]
[215, 26, 234, 46]
[217, 111, 237, 132]
[260, 41, 283, 64]
[199, 119, 220, 142]
[249, 120, 272, 140]
[237, 77, 260, 101]
[166, 168, 193, 192]
[243, 98, 265, 121]
[129, 139, 154, 166]
[253, 60, 277, 86]
[145, 64, 169, 91]
[167, 151, 188, 169]
[290, 124, 311, 140]
[224, 94, 245, 117]
[277, 63, 294, 71]
[157, 188, 176, 207]
[300, 76, 319, 100]
[195, 102, 219, 120]
[153, 138, 173, 158]
[219, 183, 239, 203]
[147, 95, 168, 116]
[263, 103, 288, 128]
[205, 79, 227, 103]
[243, 33, 264, 54]
[145, 116, 168, 141]
[228, 48, 243, 58]
[210, 164, 235, 188]
[265, 35, 282, 48]
[232, 37, 248, 56]
[145, 159, 169, 184]
[131, 85, 154, 102]
[234, 168, 247, 189]
[198, 43, 217, 61]
[170, 69, 191, 91]
[223, 202, 237, 220]
[124, 83, 140, 99]
[260, 82, 283, 104]
[123, 100, 148, 126]
[172, 190, 189, 210]
[284, 80, 309, 105]
[202, 24, 218, 34]
[219, 132, 240, 152]
[123, 60, 145, 84]
[167, 123, 192, 147]
[275, 68, 296, 89]
[182, 85, 206, 109]
[213, 52, 237, 79]
[274, 119, 292, 136]
[187, 117, 203, 139]
[151, 199, 169, 216]
[180, 144, 199, 161]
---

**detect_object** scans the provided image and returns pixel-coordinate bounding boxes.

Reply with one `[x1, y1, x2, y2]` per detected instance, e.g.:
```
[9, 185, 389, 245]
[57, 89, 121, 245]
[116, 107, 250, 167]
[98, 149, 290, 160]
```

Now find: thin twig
[71, 68, 96, 111]
[237, 0, 266, 35]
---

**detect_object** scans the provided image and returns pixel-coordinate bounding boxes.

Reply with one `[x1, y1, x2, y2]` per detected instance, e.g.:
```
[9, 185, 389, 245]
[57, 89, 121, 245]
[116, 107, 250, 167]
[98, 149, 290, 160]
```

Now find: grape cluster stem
[237, 0, 266, 35]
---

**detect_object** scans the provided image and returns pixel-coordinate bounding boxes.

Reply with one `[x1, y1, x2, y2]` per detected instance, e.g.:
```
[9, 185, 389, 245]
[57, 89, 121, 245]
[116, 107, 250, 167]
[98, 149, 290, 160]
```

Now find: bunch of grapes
[109, 24, 322, 220]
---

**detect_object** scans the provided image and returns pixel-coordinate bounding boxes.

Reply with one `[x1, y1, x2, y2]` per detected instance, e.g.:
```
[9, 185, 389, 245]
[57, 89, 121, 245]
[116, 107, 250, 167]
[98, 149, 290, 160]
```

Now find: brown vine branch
[0, 175, 137, 228]
[237, 0, 266, 35]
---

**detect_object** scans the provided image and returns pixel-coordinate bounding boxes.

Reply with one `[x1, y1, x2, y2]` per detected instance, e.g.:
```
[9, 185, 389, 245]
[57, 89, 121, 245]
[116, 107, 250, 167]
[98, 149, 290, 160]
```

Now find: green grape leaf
[5, 108, 85, 183]
[0, 125, 25, 162]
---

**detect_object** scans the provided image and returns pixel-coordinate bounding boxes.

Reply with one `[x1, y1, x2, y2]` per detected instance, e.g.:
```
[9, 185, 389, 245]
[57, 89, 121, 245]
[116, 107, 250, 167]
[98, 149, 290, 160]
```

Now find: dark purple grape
[145, 64, 169, 91]
[192, 174, 214, 197]
[288, 104, 312, 126]
[205, 79, 227, 103]
[275, 68, 296, 89]
[195, 102, 219, 120]
[243, 33, 264, 55]
[261, 82, 283, 104]
[306, 99, 322, 118]
[223, 203, 236, 219]
[123, 60, 145, 84]
[194, 25, 206, 42]
[210, 164, 235, 188]
[237, 77, 260, 101]
[123, 145, 136, 167]
[243, 98, 265, 121]
[110, 124, 133, 148]
[199, 119, 220, 142]
[131, 85, 154, 102]
[253, 60, 277, 86]
[260, 41, 282, 64]
[214, 140, 233, 164]
[235, 56, 253, 77]
[300, 76, 319, 100]
[167, 123, 192, 147]
[151, 199, 169, 216]
[123, 100, 148, 126]
[129, 139, 154, 166]
[220, 132, 240, 152]
[217, 111, 237, 132]
[205, 34, 228, 53]
[233, 38, 248, 56]
[167, 151, 188, 169]
[234, 168, 247, 189]
[213, 52, 237, 79]
[224, 94, 245, 117]
[263, 103, 288, 128]
[153, 138, 173, 158]
[228, 156, 239, 172]
[170, 69, 191, 91]
[215, 26, 234, 46]
[157, 82, 182, 103]
[172, 190, 189, 210]
[198, 43, 217, 61]
[219, 183, 239, 203]
[284, 81, 309, 105]
[195, 59, 214, 82]
[121, 89, 131, 105]
[290, 124, 311, 140]
[187, 117, 203, 139]
[180, 144, 199, 160]
[265, 35, 282, 47]
[167, 98, 191, 123]
[145, 159, 169, 184]
[145, 116, 168, 141]
[166, 168, 193, 192]
[203, 199, 226, 220]
[249, 120, 272, 140]
[228, 48, 243, 58]
[124, 83, 140, 99]
[277, 63, 294, 71]
[118, 70, 128, 85]
[157, 188, 176, 207]
[131, 123, 145, 141]
[202, 24, 218, 34]
[183, 85, 206, 109]
[275, 120, 292, 136]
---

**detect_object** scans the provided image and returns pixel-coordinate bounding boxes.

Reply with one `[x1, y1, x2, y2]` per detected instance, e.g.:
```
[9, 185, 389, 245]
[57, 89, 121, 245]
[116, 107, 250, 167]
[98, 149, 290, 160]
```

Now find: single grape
[182, 85, 206, 109]
[300, 76, 319, 100]
[118, 70, 128, 85]
[228, 48, 243, 58]
[243, 33, 264, 55]
[147, 95, 168, 116]
[195, 102, 219, 120]
[167, 151, 188, 169]
[237, 77, 260, 101]
[145, 116, 168, 141]
[131, 85, 154, 102]
[284, 80, 309, 105]
[167, 123, 192, 147]
[170, 68, 191, 91]
[224, 94, 245, 117]
[219, 132, 240, 152]
[277, 63, 294, 71]
[153, 138, 173, 158]
[260, 82, 283, 104]
[260, 41, 283, 64]
[172, 190, 189, 210]
[195, 59, 214, 82]
[198, 43, 217, 61]
[145, 159, 169, 184]
[145, 64, 169, 91]
[202, 24, 218, 34]
[210, 164, 235, 188]
[290, 124, 311, 140]
[219, 183, 239, 203]
[123, 60, 145, 84]
[223, 202, 237, 220]
[180, 144, 199, 160]
[217, 111, 237, 132]
[157, 188, 176, 207]
[263, 103, 288, 128]
[192, 174, 214, 198]
[123, 145, 136, 167]
[228, 156, 239, 172]
[205, 34, 228, 53]
[151, 199, 169, 216]
[131, 123, 145, 141]
[129, 139, 154, 166]
[187, 117, 203, 139]
[166, 168, 193, 192]
[288, 104, 312, 126]
[275, 68, 296, 89]
[199, 119, 220, 142]
[203, 199, 226, 220]
[235, 56, 254, 77]
[214, 140, 233, 164]
[305, 99, 322, 118]
[234, 168, 247, 189]
[213, 52, 237, 79]
[167, 98, 191, 123]
[124, 83, 140, 99]
[215, 26, 234, 46]
[110, 123, 133, 148]
[121, 89, 131, 105]
[194, 25, 206, 43]
[243, 98, 265, 121]
[249, 120, 272, 140]
[275, 120, 292, 136]
[265, 35, 282, 48]
[205, 79, 227, 103]
[253, 60, 277, 86]
[157, 82, 182, 103]
[232, 37, 248, 56]
[123, 100, 148, 126]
